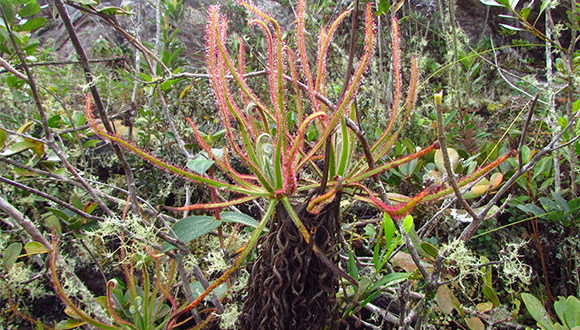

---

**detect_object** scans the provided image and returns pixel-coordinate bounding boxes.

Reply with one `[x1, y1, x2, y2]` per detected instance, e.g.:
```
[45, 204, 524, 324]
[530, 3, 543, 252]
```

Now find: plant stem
[434, 93, 480, 231]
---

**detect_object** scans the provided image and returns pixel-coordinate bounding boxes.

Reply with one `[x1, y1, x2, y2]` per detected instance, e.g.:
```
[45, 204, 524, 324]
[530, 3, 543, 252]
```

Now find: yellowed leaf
[477, 301, 494, 313]
[391, 251, 417, 273]
[436, 284, 455, 315]
[24, 241, 50, 255]
[471, 184, 490, 196]
[465, 317, 485, 330]
[490, 172, 503, 188]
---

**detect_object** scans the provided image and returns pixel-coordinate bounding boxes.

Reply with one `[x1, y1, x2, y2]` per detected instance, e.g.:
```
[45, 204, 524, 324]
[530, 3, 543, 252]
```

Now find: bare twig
[461, 103, 580, 241]
[518, 94, 539, 172]
[0, 57, 124, 75]
[0, 176, 106, 222]
[0, 57, 29, 81]
[434, 92, 480, 228]
[0, 3, 117, 220]
[55, 0, 141, 217]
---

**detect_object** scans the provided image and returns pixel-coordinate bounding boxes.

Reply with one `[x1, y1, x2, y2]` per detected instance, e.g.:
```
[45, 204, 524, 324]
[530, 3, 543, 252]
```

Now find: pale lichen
[441, 239, 480, 290]
[499, 241, 532, 286]
[2, 264, 47, 300]
[219, 301, 241, 329]
[442, 238, 532, 292]
[219, 268, 249, 329]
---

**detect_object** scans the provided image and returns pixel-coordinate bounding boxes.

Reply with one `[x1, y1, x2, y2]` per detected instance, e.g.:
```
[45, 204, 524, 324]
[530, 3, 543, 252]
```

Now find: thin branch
[487, 38, 550, 105]
[55, 0, 141, 217]
[363, 302, 399, 324]
[0, 196, 51, 249]
[0, 57, 124, 74]
[0, 57, 29, 81]
[461, 104, 580, 241]
[0, 197, 111, 323]
[518, 94, 539, 172]
[0, 176, 106, 222]
[394, 219, 432, 282]
[0, 3, 117, 220]
[434, 92, 480, 227]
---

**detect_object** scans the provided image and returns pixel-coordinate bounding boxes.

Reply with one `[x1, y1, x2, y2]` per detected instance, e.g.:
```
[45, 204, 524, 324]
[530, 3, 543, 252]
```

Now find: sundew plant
[82, 0, 515, 328]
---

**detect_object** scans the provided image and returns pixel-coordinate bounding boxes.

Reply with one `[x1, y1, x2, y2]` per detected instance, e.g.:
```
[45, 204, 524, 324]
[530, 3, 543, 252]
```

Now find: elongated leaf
[483, 285, 500, 307]
[466, 317, 485, 330]
[348, 250, 359, 281]
[477, 302, 494, 313]
[82, 139, 100, 148]
[97, 6, 133, 15]
[361, 290, 381, 308]
[46, 207, 70, 221]
[480, 0, 505, 6]
[369, 272, 408, 292]
[562, 296, 580, 328]
[56, 318, 87, 329]
[45, 215, 62, 234]
[521, 293, 555, 330]
[2, 140, 37, 156]
[16, 121, 34, 134]
[421, 241, 438, 258]
[68, 0, 100, 5]
[373, 240, 381, 270]
[220, 212, 262, 229]
[383, 212, 395, 250]
[539, 196, 557, 210]
[24, 138, 44, 157]
[403, 214, 414, 233]
[499, 23, 526, 31]
[0, 129, 5, 150]
[538, 0, 551, 17]
[161, 216, 221, 252]
[551, 193, 570, 213]
[444, 109, 458, 128]
[573, 99, 580, 112]
[518, 204, 546, 218]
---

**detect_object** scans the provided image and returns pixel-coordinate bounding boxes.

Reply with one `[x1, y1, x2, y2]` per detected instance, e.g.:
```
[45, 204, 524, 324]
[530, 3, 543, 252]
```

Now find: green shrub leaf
[220, 212, 263, 230]
[482, 285, 500, 307]
[161, 216, 221, 252]
[24, 241, 50, 256]
[369, 272, 408, 292]
[18, 3, 40, 17]
[3, 242, 22, 270]
[521, 293, 555, 330]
